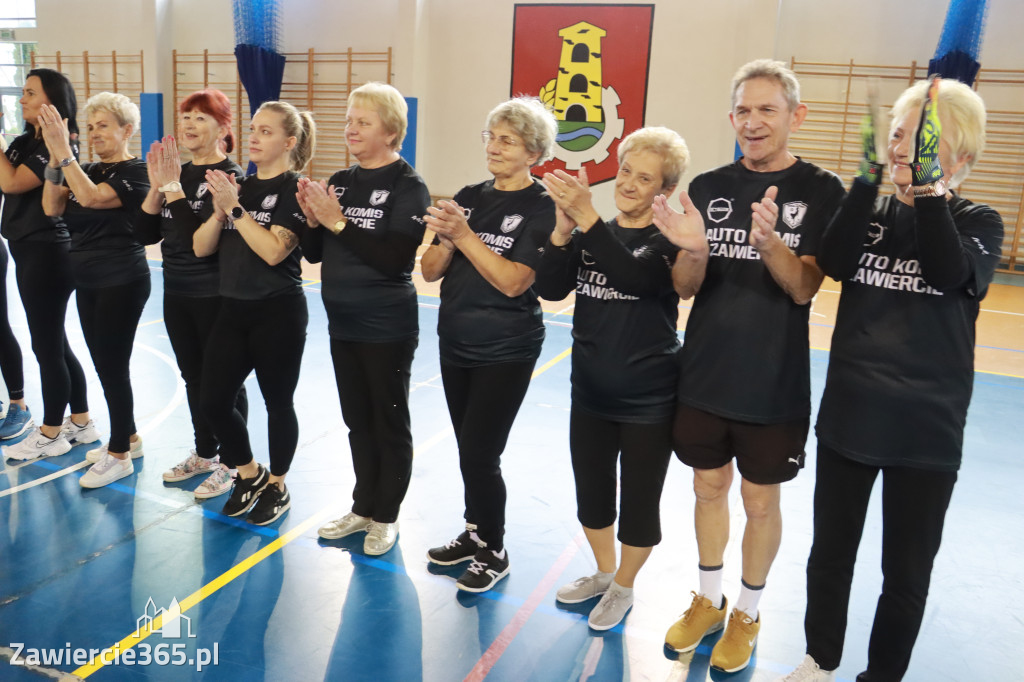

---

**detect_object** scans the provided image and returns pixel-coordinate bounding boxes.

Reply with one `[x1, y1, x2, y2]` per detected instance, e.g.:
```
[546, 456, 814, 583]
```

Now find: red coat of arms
[511, 4, 655, 184]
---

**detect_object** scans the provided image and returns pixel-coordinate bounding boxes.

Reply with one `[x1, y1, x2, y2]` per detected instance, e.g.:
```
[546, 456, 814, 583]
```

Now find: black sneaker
[427, 530, 480, 565]
[456, 548, 510, 593]
[221, 463, 269, 517]
[247, 481, 291, 526]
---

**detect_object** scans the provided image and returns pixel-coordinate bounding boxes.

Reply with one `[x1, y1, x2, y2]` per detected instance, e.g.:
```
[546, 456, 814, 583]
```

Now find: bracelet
[44, 166, 64, 184]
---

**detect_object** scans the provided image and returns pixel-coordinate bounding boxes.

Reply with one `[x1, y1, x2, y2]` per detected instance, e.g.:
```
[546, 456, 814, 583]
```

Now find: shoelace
[466, 558, 486, 575]
[680, 592, 703, 624]
[444, 536, 464, 550]
[367, 523, 388, 540]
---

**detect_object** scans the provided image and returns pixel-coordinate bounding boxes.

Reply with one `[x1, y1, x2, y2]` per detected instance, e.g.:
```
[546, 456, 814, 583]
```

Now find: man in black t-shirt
[655, 59, 844, 673]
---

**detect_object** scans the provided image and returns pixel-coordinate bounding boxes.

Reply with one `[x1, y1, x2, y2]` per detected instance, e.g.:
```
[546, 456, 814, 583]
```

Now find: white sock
[491, 547, 506, 560]
[698, 564, 724, 608]
[469, 531, 483, 545]
[609, 580, 633, 597]
[735, 579, 764, 619]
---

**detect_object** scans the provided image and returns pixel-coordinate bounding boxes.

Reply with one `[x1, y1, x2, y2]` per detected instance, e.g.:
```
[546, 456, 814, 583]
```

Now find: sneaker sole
[193, 480, 233, 499]
[426, 551, 476, 566]
[665, 619, 725, 653]
[556, 589, 608, 605]
[710, 646, 756, 675]
[249, 500, 291, 526]
[79, 465, 134, 489]
[0, 419, 36, 440]
[3, 441, 73, 461]
[456, 567, 510, 593]
[588, 603, 632, 631]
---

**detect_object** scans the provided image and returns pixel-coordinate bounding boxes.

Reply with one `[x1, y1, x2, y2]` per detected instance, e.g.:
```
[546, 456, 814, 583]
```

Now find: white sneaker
[556, 571, 615, 604]
[587, 582, 634, 631]
[80, 451, 134, 488]
[61, 416, 101, 444]
[86, 436, 144, 463]
[163, 451, 220, 482]
[3, 429, 73, 461]
[775, 655, 837, 681]
[194, 464, 234, 499]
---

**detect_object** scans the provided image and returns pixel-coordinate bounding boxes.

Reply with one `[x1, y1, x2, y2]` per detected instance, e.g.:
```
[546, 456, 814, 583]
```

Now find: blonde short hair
[486, 97, 558, 166]
[731, 59, 801, 112]
[83, 92, 140, 138]
[349, 82, 408, 151]
[617, 126, 690, 190]
[890, 78, 987, 188]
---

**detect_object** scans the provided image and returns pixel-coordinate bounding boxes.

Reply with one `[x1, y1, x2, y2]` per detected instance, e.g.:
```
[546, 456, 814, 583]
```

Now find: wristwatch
[327, 217, 347, 235]
[158, 181, 182, 193]
[913, 178, 947, 198]
[230, 205, 246, 221]
[58, 157, 74, 168]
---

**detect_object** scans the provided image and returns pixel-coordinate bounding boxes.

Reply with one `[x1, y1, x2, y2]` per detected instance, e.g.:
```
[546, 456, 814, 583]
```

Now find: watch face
[231, 206, 245, 220]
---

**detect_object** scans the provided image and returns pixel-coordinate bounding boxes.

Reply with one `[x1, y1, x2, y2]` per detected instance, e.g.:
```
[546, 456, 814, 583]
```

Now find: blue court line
[28, 458, 280, 538]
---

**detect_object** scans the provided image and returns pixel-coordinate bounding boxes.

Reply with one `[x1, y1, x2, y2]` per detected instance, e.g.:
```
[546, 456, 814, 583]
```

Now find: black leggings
[0, 243, 25, 402]
[10, 240, 89, 426]
[76, 276, 152, 453]
[164, 292, 248, 459]
[200, 294, 307, 476]
[441, 360, 536, 551]
[331, 337, 417, 524]
[569, 407, 673, 547]
[805, 444, 957, 680]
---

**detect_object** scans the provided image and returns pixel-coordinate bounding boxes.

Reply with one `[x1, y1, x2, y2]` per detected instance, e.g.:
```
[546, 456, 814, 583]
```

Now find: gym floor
[1, 247, 1022, 682]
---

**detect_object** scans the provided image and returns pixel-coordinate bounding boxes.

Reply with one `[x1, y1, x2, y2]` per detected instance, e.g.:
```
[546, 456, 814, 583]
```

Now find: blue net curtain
[233, 0, 285, 171]
[929, 0, 989, 85]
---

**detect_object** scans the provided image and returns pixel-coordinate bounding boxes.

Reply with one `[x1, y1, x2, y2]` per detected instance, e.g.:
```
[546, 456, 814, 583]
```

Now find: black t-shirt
[217, 171, 307, 300]
[437, 179, 552, 367]
[1, 132, 71, 243]
[304, 158, 429, 342]
[679, 158, 845, 423]
[535, 219, 680, 422]
[62, 158, 150, 287]
[816, 191, 1003, 471]
[140, 159, 243, 297]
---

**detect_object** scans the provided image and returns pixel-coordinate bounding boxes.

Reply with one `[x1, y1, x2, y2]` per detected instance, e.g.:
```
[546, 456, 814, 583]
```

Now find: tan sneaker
[710, 609, 760, 673]
[665, 592, 728, 652]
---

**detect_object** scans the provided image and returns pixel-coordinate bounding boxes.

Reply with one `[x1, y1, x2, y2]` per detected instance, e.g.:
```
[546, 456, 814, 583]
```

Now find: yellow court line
[810, 344, 1023, 379]
[533, 348, 571, 379]
[138, 318, 164, 328]
[73, 507, 333, 678]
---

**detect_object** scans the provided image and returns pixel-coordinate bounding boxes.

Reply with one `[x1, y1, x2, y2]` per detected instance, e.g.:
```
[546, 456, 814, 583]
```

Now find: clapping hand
[652, 190, 707, 253]
[748, 185, 780, 250]
[912, 77, 944, 187]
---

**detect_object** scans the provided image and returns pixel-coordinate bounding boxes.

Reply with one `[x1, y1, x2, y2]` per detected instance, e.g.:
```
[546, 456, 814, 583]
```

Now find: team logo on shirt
[707, 198, 732, 224]
[370, 189, 390, 206]
[781, 201, 807, 230]
[196, 183, 209, 198]
[510, 4, 653, 185]
[334, 187, 346, 199]
[500, 214, 524, 233]
[865, 221, 886, 246]
[581, 249, 596, 265]
[262, 194, 278, 210]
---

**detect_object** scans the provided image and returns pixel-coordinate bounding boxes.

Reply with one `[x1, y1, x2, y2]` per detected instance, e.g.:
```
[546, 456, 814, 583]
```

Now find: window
[0, 0, 36, 28]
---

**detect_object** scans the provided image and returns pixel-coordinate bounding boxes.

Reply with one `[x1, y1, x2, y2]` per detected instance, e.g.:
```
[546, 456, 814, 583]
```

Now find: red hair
[178, 89, 235, 153]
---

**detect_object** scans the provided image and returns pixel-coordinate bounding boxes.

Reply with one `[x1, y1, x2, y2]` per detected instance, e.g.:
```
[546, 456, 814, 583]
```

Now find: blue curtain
[928, 0, 989, 85]
[234, 44, 286, 173]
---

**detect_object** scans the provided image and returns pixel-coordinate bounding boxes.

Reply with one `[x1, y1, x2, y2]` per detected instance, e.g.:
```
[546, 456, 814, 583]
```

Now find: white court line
[0, 342, 186, 498]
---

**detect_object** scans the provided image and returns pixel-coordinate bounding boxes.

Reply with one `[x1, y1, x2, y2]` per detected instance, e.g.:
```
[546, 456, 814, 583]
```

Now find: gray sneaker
[556, 571, 615, 604]
[318, 512, 371, 540]
[587, 582, 634, 631]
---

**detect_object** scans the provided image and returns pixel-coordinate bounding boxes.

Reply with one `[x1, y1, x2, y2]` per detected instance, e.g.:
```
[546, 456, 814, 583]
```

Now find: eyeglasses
[481, 131, 521, 149]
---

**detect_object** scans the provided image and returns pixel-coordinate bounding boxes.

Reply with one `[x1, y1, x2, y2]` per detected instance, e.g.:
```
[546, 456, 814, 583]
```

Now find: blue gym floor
[1, 258, 1022, 682]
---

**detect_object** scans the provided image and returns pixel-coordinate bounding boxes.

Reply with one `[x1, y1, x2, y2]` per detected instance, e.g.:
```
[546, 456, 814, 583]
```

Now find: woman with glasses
[300, 83, 430, 554]
[420, 97, 556, 592]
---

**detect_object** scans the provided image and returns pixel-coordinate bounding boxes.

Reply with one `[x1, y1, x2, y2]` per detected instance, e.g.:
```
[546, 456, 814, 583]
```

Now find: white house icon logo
[135, 597, 196, 639]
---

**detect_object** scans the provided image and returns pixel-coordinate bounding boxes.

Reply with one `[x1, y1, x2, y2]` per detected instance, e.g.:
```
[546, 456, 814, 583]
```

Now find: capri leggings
[76, 275, 152, 453]
[569, 406, 673, 547]
[200, 293, 307, 476]
[10, 240, 89, 426]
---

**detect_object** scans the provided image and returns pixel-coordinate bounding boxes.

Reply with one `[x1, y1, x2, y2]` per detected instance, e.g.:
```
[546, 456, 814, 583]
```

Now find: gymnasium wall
[25, 0, 1024, 217]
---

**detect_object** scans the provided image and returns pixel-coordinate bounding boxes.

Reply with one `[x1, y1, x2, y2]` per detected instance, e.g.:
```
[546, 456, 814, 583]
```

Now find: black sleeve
[914, 195, 1001, 294]
[533, 236, 579, 301]
[577, 219, 676, 297]
[818, 178, 878, 281]
[108, 161, 150, 213]
[335, 227, 422, 277]
[301, 225, 324, 264]
[133, 208, 163, 245]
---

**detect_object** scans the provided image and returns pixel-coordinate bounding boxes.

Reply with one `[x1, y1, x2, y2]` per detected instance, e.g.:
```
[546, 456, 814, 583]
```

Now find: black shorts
[672, 404, 808, 484]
